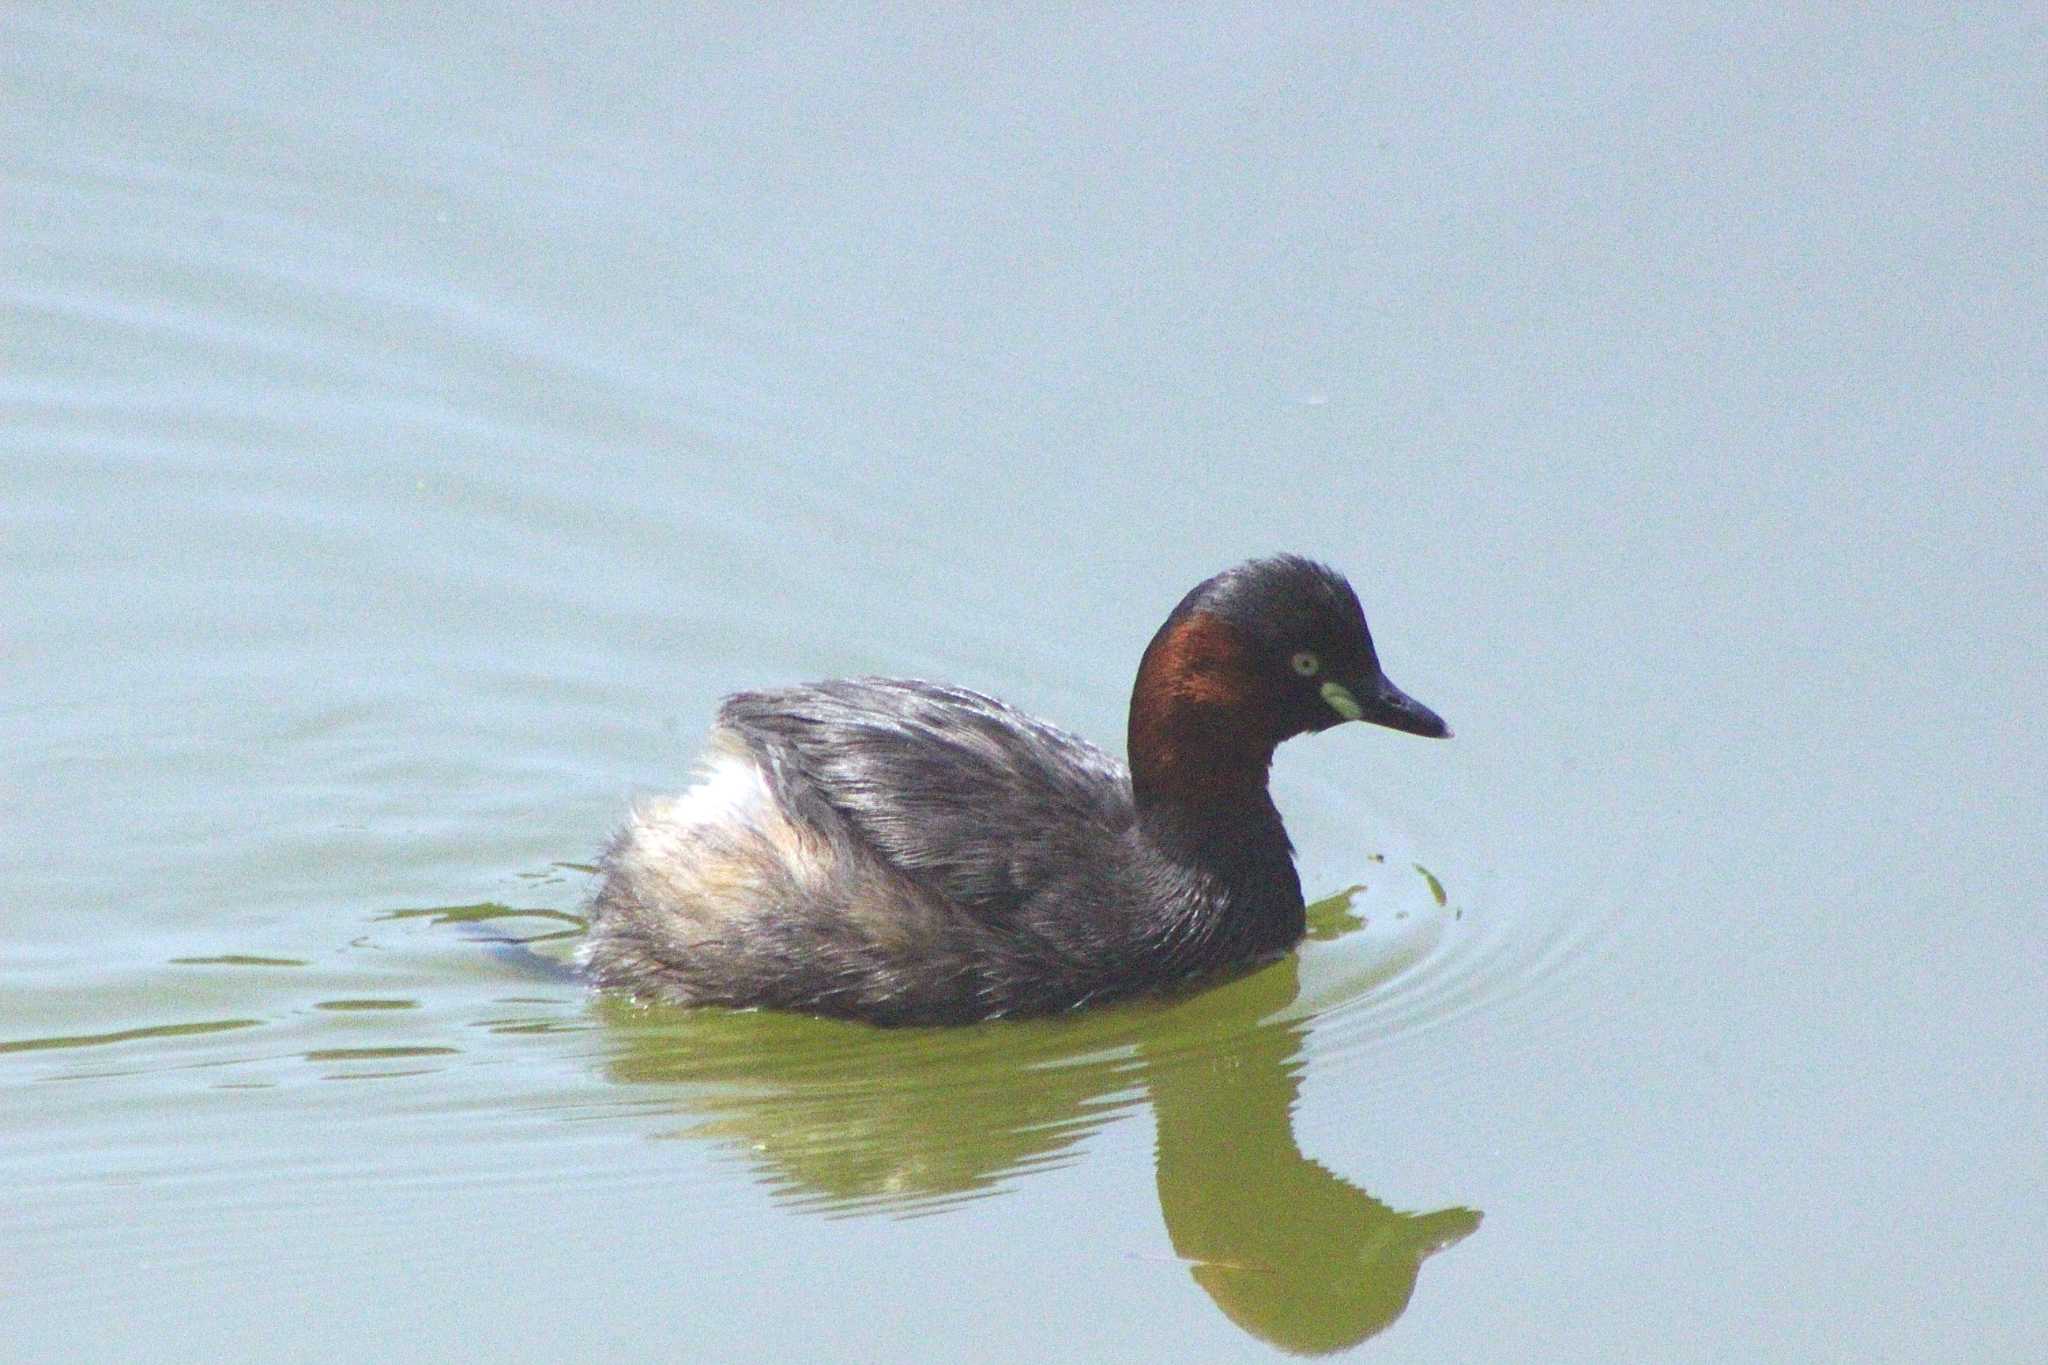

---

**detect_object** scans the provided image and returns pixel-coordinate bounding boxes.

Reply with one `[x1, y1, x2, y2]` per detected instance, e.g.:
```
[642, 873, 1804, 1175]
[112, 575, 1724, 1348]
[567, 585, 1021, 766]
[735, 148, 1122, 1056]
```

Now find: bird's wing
[716, 678, 1134, 923]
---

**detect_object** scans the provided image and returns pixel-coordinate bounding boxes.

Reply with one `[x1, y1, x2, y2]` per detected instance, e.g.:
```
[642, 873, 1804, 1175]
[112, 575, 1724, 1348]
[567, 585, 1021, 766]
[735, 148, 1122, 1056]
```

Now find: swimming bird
[583, 555, 1448, 1025]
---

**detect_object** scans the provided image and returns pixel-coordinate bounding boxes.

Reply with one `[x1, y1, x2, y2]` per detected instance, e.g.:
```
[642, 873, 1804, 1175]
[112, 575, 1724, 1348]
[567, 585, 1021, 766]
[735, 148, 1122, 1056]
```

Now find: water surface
[5, 6, 2043, 1361]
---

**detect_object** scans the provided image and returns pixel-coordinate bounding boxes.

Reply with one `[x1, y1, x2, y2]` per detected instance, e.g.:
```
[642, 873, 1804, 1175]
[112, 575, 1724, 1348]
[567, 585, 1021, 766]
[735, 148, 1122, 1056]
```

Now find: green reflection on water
[379, 902, 587, 947]
[1147, 962, 1480, 1354]
[1413, 865, 1448, 908]
[0, 1018, 264, 1054]
[592, 888, 1477, 1354]
[1304, 884, 1369, 940]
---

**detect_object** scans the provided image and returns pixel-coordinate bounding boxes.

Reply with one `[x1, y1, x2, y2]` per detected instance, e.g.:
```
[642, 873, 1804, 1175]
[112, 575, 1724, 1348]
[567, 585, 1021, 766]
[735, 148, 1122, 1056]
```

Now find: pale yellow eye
[1290, 650, 1320, 677]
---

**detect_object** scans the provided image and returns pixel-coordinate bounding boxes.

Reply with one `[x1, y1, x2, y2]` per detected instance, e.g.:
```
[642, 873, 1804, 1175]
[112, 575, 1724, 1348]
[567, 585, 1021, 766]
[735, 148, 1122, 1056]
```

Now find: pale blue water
[5, 6, 2043, 1361]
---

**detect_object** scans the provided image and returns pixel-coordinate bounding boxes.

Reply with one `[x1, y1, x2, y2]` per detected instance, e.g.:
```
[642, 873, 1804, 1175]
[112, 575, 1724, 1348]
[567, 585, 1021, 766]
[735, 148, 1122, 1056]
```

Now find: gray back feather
[719, 679, 1135, 924]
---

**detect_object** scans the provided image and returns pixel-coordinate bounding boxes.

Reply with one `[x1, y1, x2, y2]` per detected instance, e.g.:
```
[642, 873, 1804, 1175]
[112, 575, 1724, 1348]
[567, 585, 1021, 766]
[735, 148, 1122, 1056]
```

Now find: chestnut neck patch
[1127, 611, 1283, 809]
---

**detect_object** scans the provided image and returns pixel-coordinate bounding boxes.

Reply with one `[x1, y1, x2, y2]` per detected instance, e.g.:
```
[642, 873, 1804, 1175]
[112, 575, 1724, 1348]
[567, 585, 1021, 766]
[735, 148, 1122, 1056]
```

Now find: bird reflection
[1143, 961, 1480, 1352]
[595, 900, 1478, 1352]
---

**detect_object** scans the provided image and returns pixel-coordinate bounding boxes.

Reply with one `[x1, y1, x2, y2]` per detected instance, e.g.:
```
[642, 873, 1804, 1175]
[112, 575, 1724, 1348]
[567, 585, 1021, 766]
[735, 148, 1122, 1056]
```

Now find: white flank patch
[646, 732, 772, 833]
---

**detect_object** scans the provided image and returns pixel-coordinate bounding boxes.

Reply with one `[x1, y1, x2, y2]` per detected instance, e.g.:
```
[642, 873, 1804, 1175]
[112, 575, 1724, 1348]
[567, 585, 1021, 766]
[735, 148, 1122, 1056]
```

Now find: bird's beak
[1322, 672, 1450, 739]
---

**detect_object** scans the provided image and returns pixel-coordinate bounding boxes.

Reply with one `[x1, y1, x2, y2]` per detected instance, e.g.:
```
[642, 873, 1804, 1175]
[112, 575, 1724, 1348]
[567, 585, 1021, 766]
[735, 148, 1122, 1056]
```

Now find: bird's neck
[1127, 610, 1285, 814]
[1133, 793, 1308, 967]
[1127, 612, 1305, 951]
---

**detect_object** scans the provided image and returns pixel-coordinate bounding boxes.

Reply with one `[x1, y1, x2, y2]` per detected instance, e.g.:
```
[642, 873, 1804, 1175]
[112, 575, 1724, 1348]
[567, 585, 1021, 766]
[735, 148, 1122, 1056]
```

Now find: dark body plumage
[584, 556, 1449, 1025]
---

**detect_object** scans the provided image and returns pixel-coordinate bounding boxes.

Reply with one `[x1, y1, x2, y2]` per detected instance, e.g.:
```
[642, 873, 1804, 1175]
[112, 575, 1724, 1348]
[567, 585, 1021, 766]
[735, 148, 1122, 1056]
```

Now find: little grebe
[583, 555, 1448, 1025]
